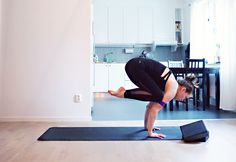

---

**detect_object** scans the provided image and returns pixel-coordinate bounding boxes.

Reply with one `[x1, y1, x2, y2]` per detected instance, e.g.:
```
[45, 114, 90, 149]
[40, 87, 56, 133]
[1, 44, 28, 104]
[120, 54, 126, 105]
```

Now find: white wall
[1, 0, 93, 121]
[0, 0, 2, 111]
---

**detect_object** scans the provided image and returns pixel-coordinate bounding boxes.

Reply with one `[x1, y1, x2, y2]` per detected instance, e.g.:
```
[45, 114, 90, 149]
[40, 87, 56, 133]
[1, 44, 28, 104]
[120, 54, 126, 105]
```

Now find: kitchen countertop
[206, 63, 220, 68]
[94, 62, 126, 64]
[94, 62, 221, 68]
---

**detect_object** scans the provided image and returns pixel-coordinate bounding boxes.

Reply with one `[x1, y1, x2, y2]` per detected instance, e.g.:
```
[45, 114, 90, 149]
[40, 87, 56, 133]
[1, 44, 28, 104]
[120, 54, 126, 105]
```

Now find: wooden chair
[168, 60, 184, 68]
[186, 58, 206, 110]
[168, 60, 188, 111]
[168, 60, 184, 67]
[168, 60, 184, 79]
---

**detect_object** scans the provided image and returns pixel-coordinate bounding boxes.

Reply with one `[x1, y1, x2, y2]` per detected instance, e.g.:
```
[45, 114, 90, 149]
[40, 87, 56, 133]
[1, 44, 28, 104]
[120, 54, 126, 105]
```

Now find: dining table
[169, 64, 220, 110]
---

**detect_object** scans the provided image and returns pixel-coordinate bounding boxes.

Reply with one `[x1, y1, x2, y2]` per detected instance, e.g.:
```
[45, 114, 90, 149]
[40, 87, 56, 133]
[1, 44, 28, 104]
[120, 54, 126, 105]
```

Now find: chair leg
[202, 87, 206, 111]
[185, 99, 188, 111]
[196, 89, 200, 107]
[193, 89, 196, 106]
[175, 100, 179, 108]
[169, 100, 173, 111]
[164, 104, 167, 109]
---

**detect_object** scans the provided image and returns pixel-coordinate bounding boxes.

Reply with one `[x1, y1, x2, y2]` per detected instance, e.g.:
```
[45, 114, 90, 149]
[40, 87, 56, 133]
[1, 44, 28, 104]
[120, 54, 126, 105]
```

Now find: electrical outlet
[124, 48, 134, 54]
[74, 94, 82, 103]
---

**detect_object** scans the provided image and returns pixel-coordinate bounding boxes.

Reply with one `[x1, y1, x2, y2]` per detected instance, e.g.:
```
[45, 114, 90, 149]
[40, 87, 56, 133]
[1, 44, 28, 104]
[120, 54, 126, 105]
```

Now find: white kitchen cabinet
[94, 64, 109, 92]
[123, 8, 138, 43]
[108, 64, 125, 90]
[94, 64, 125, 92]
[124, 81, 137, 89]
[93, 6, 108, 43]
[124, 73, 137, 89]
[108, 7, 123, 43]
[93, 0, 183, 45]
[93, 6, 123, 44]
[153, 5, 175, 42]
[138, 7, 153, 43]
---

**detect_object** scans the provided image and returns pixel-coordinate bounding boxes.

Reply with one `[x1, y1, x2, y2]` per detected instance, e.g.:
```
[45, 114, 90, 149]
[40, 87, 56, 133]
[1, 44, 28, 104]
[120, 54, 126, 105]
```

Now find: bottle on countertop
[93, 54, 99, 63]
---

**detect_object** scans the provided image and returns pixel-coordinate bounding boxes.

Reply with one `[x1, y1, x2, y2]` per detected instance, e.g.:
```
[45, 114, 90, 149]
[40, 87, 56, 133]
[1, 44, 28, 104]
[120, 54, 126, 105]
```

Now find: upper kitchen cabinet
[93, 5, 123, 44]
[93, 6, 108, 43]
[93, 0, 186, 45]
[123, 7, 138, 43]
[153, 2, 175, 43]
[108, 7, 123, 43]
[138, 7, 154, 44]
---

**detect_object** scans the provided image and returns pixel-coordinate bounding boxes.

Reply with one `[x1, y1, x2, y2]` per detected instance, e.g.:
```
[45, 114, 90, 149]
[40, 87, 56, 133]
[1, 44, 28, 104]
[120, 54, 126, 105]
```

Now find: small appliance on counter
[139, 50, 150, 58]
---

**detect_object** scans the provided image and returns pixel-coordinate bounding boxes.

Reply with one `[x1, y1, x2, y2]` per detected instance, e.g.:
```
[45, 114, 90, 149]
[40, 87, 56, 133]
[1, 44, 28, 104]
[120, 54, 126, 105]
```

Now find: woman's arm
[145, 74, 178, 138]
[146, 103, 166, 138]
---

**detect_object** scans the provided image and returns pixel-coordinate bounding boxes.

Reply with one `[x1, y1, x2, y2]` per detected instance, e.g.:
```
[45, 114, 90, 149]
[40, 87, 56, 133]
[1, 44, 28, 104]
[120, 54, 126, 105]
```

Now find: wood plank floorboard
[0, 120, 236, 162]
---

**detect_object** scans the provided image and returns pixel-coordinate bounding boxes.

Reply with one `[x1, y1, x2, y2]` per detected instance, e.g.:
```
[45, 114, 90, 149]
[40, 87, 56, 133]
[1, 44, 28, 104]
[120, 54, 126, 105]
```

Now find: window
[190, 0, 220, 64]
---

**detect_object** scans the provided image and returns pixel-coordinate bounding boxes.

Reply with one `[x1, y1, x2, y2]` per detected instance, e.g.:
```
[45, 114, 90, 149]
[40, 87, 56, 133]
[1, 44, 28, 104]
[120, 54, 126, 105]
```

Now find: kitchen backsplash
[94, 45, 187, 63]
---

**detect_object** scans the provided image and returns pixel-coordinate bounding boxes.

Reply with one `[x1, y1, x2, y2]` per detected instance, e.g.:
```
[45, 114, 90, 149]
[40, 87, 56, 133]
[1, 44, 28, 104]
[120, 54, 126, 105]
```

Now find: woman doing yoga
[108, 57, 198, 139]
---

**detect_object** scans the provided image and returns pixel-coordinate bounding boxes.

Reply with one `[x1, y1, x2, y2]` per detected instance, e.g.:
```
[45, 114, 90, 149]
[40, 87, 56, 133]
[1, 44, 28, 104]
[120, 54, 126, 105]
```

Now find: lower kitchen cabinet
[94, 64, 109, 92]
[94, 64, 125, 92]
[124, 73, 137, 89]
[108, 64, 126, 91]
[94, 63, 137, 92]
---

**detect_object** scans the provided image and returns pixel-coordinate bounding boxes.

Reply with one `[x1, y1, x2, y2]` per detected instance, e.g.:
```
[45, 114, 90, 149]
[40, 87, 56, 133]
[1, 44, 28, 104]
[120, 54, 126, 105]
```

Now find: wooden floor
[1, 119, 236, 162]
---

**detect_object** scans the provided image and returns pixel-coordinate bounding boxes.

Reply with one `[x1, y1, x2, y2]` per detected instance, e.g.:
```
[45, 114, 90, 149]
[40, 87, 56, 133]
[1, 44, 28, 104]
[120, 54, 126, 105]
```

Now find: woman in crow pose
[108, 57, 198, 139]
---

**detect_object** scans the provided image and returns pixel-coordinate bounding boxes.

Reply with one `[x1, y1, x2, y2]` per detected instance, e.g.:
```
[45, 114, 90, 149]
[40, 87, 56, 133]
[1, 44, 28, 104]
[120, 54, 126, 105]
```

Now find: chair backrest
[186, 58, 205, 68]
[186, 58, 206, 87]
[168, 60, 184, 68]
[160, 61, 168, 67]
[168, 60, 185, 79]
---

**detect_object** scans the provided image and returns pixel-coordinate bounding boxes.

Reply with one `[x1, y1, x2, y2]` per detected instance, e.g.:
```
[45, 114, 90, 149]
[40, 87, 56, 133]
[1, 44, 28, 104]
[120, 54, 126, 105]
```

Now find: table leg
[215, 72, 220, 110]
[206, 74, 210, 107]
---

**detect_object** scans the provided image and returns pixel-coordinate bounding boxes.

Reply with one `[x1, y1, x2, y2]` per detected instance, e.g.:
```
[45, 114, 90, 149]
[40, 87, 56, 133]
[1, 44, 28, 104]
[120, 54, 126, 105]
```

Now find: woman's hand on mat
[148, 132, 166, 139]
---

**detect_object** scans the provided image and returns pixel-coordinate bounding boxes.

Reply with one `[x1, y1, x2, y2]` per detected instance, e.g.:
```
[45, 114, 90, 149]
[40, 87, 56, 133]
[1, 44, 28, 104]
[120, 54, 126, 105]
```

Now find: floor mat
[38, 126, 182, 141]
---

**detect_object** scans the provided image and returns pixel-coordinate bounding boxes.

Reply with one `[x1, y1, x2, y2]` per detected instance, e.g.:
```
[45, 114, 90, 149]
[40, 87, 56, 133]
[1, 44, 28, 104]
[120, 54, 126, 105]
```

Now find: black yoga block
[180, 120, 209, 142]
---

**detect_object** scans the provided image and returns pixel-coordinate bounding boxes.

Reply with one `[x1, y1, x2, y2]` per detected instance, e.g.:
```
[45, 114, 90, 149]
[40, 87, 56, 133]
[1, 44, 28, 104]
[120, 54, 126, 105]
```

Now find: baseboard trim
[0, 116, 92, 122]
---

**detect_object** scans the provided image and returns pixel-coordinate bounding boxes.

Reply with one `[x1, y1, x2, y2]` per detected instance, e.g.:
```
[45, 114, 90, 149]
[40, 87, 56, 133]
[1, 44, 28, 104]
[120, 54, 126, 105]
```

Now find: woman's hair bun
[185, 74, 199, 88]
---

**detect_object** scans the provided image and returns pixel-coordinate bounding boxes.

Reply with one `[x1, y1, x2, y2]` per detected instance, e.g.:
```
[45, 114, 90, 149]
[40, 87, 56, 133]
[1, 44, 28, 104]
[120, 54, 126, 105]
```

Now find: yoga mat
[38, 126, 182, 141]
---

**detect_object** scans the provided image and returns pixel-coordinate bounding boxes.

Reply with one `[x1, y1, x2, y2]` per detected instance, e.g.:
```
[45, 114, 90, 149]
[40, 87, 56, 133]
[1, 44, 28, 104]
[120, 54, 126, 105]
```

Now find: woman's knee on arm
[149, 103, 163, 112]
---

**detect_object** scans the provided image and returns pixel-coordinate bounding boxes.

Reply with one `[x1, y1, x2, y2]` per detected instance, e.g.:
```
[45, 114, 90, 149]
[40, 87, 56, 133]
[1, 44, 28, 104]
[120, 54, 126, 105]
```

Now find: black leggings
[124, 58, 171, 103]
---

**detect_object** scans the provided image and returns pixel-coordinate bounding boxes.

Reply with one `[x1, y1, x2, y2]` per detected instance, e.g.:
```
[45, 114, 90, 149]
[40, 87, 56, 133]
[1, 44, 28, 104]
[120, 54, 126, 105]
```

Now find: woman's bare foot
[108, 87, 126, 98]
